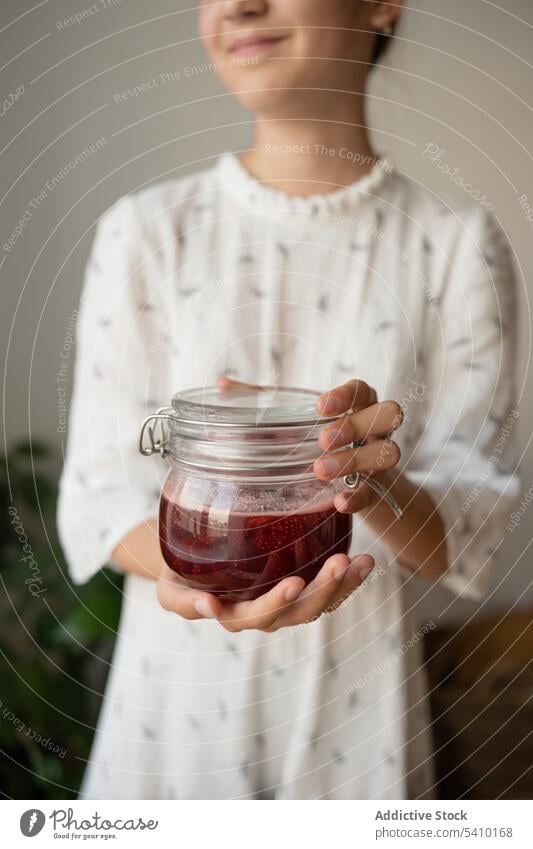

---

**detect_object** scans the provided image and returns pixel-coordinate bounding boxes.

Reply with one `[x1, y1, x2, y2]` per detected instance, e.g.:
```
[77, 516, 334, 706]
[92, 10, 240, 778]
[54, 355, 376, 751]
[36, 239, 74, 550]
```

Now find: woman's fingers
[271, 554, 352, 626]
[217, 376, 263, 393]
[216, 575, 306, 632]
[318, 401, 403, 451]
[317, 379, 377, 417]
[157, 555, 377, 631]
[156, 564, 223, 620]
[157, 563, 306, 630]
[269, 554, 375, 629]
[314, 437, 401, 480]
[325, 554, 376, 608]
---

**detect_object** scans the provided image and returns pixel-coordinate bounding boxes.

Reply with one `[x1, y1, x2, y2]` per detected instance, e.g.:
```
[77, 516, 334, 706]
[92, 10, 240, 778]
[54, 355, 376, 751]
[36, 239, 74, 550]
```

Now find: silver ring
[342, 440, 403, 521]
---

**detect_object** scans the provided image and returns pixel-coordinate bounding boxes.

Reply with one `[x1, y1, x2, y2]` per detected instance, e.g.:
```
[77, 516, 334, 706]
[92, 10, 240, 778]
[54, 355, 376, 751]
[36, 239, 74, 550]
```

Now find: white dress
[58, 153, 519, 800]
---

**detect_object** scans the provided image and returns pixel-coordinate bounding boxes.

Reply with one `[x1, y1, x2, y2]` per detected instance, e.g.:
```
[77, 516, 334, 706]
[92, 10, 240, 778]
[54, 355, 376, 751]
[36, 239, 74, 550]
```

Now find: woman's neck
[241, 108, 378, 198]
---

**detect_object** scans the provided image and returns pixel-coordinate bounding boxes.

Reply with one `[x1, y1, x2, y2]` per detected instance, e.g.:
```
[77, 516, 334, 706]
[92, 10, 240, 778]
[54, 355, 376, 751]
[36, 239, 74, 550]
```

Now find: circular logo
[20, 809, 45, 837]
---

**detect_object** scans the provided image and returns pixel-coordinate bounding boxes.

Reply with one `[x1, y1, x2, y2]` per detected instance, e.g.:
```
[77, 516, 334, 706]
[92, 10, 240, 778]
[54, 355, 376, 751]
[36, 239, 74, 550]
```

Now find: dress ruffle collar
[215, 151, 394, 222]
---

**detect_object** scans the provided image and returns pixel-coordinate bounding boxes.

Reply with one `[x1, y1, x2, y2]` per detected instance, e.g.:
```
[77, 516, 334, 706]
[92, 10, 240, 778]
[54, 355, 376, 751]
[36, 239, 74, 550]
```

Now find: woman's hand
[314, 379, 403, 514]
[156, 553, 375, 633]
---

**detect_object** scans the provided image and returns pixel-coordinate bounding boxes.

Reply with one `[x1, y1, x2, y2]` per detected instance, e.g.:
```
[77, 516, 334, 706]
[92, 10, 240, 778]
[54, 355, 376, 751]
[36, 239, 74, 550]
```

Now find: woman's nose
[221, 0, 268, 21]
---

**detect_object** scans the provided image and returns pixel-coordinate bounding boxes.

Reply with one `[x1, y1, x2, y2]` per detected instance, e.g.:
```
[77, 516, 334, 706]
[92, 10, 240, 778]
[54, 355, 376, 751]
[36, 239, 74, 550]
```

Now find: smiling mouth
[229, 35, 286, 57]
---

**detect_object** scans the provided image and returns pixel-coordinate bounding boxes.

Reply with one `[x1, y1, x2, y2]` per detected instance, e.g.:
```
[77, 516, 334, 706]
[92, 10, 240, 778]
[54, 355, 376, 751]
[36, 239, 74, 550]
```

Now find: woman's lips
[229, 36, 286, 57]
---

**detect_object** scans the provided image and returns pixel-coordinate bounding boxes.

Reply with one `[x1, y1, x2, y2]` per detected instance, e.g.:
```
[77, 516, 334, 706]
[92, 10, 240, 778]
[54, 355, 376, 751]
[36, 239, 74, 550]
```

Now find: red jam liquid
[159, 494, 352, 601]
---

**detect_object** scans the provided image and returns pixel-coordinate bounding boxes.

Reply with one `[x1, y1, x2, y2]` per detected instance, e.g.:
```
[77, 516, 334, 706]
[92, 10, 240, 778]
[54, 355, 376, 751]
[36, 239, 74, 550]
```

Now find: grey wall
[1, 0, 532, 619]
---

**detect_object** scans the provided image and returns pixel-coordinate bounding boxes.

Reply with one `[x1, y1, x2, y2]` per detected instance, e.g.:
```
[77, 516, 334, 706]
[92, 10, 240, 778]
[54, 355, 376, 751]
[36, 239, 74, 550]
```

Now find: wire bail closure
[139, 408, 173, 457]
[343, 441, 403, 521]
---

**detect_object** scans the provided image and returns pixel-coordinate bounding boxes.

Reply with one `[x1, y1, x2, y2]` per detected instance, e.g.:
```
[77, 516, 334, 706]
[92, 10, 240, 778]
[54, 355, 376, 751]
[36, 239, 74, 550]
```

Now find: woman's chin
[232, 85, 311, 119]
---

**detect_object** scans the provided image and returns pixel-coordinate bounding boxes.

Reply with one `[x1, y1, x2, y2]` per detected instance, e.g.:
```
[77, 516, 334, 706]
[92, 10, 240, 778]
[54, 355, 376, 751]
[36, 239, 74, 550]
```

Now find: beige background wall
[1, 0, 532, 619]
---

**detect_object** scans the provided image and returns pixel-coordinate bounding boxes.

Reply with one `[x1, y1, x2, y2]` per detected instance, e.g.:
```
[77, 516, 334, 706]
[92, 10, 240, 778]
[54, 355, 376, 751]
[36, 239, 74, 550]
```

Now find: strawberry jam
[159, 493, 352, 601]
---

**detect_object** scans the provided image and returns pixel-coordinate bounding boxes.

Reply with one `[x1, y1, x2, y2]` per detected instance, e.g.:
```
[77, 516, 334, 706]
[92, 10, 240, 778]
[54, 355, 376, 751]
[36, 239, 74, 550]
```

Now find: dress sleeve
[403, 208, 520, 600]
[57, 196, 162, 584]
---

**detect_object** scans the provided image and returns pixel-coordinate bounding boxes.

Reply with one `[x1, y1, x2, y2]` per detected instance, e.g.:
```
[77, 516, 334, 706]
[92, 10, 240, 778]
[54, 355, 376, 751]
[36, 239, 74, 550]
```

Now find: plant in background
[0, 440, 121, 799]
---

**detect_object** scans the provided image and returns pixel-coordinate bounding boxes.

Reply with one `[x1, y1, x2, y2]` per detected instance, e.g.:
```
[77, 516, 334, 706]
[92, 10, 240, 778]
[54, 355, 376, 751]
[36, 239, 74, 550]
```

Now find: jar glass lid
[171, 385, 332, 428]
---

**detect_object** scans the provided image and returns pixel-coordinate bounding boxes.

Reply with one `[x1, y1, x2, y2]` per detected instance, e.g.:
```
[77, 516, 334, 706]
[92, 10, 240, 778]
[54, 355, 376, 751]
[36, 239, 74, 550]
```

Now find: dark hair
[370, 21, 397, 67]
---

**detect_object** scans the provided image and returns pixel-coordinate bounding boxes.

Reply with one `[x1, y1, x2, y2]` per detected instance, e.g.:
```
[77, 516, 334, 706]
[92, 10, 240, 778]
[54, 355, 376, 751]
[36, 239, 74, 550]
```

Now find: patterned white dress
[58, 153, 519, 800]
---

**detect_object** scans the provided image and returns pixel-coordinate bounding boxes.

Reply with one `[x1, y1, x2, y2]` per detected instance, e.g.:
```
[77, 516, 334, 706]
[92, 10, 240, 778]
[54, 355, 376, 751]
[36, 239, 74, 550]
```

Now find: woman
[58, 0, 518, 799]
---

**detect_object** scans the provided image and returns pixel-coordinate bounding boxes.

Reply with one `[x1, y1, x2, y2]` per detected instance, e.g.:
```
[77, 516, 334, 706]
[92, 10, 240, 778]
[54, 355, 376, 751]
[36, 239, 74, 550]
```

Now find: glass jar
[139, 385, 401, 601]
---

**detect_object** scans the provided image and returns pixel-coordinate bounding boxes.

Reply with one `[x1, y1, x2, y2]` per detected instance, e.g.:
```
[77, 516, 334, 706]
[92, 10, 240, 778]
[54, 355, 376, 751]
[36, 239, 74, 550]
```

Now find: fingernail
[320, 395, 341, 414]
[322, 427, 342, 448]
[195, 598, 217, 618]
[359, 567, 374, 581]
[284, 583, 303, 602]
[318, 457, 340, 476]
